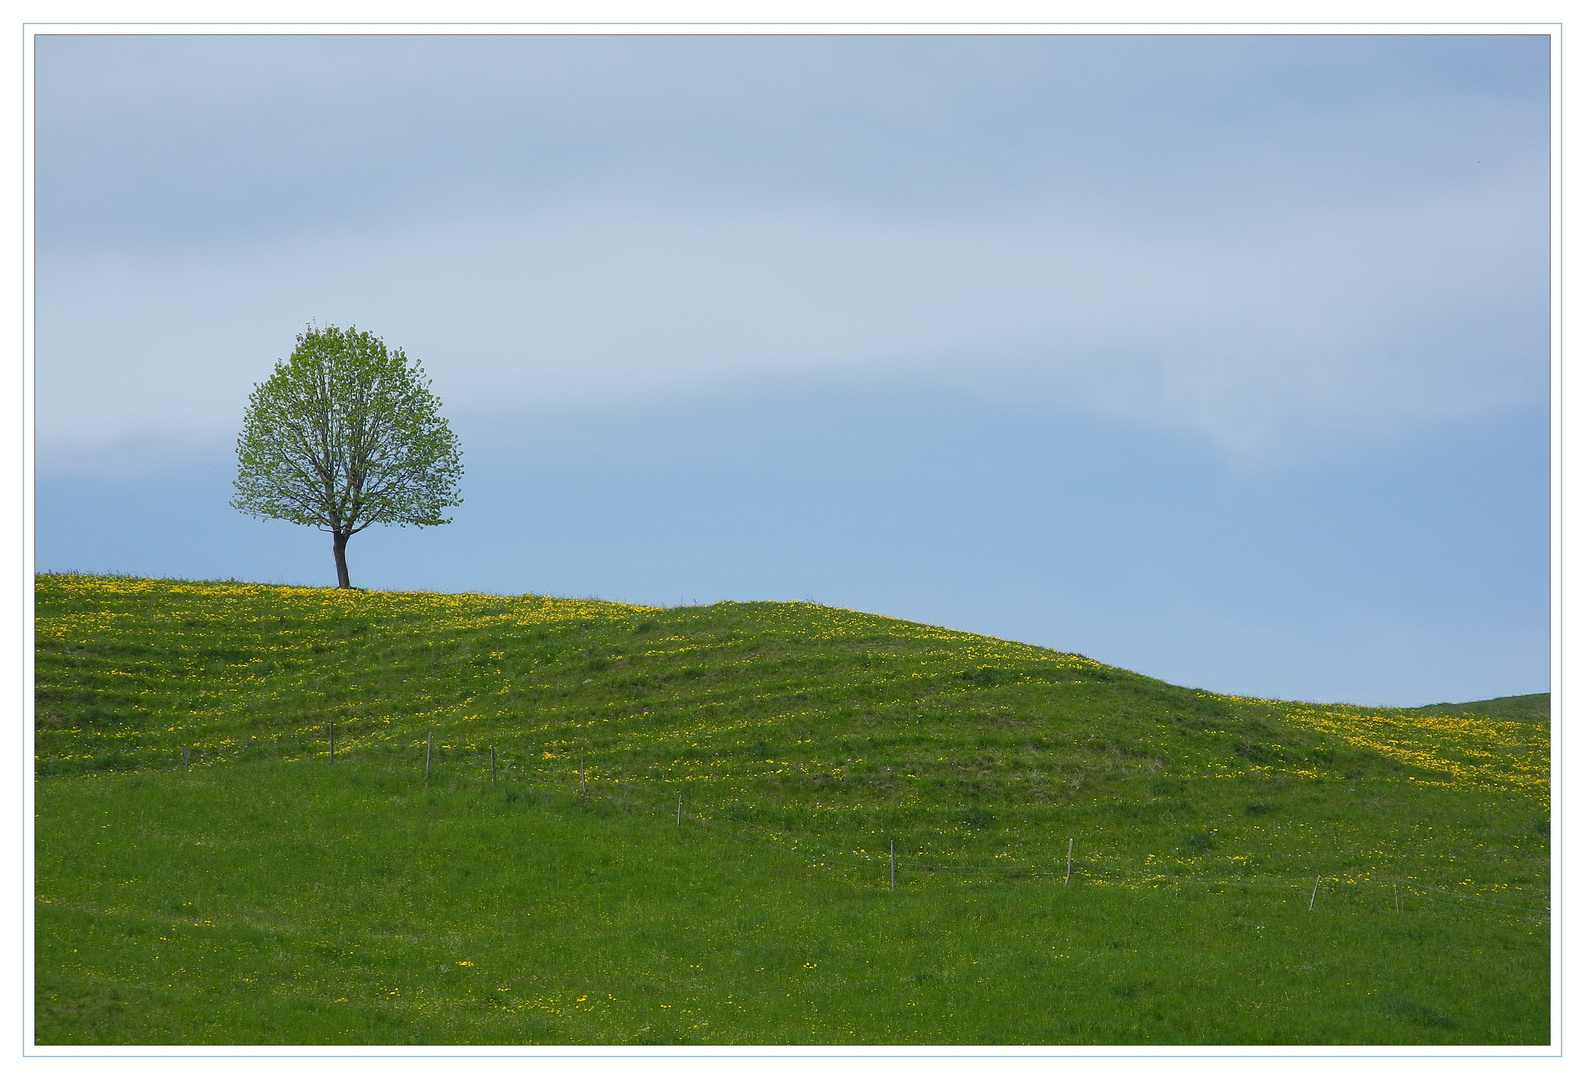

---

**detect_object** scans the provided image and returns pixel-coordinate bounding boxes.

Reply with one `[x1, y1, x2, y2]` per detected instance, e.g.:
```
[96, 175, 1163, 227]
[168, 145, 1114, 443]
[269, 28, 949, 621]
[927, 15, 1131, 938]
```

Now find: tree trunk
[332, 531, 352, 589]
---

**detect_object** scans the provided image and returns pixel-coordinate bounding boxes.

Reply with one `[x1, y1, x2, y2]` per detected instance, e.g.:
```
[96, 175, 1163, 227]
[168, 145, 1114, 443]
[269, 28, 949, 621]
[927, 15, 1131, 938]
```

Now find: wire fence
[46, 726, 1552, 923]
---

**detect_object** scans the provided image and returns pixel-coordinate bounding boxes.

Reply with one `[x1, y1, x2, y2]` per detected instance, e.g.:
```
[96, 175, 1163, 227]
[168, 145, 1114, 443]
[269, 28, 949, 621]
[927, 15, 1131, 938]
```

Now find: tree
[232, 324, 463, 589]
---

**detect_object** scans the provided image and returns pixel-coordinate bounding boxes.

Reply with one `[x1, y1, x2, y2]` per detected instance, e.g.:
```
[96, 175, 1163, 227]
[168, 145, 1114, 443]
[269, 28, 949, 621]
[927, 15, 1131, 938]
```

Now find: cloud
[38, 33, 1548, 247]
[34, 34, 1549, 472]
[37, 157, 1545, 471]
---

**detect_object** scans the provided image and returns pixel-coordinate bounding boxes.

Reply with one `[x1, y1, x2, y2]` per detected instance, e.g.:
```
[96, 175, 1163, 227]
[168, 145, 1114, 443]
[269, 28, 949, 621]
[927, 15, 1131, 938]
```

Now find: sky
[31, 31, 1552, 707]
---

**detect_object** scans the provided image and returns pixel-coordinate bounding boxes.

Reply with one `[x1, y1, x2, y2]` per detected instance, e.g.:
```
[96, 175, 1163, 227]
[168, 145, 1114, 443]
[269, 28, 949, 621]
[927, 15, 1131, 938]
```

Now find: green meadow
[33, 574, 1551, 1045]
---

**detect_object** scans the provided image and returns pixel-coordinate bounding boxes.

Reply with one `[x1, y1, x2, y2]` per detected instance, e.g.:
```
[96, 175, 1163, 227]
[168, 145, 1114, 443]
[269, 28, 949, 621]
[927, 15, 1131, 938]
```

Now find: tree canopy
[232, 324, 463, 588]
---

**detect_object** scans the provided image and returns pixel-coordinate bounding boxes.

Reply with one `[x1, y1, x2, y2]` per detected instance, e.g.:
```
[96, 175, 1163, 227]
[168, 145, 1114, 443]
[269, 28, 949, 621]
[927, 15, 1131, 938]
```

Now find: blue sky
[33, 32, 1551, 706]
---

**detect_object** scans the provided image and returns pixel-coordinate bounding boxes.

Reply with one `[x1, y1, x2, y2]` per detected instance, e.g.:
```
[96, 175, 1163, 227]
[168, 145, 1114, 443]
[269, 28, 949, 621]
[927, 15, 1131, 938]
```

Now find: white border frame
[12, 8, 1569, 1071]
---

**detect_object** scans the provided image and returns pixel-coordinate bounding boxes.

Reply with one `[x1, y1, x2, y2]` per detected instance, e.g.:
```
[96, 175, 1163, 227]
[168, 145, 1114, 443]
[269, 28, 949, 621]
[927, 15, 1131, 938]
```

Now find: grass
[33, 574, 1552, 1044]
[1406, 693, 1551, 721]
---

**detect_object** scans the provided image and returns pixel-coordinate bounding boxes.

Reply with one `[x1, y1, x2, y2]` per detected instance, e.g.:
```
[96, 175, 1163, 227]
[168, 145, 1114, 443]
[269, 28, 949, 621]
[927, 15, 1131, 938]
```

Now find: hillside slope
[33, 574, 1552, 1044]
[35, 574, 1549, 893]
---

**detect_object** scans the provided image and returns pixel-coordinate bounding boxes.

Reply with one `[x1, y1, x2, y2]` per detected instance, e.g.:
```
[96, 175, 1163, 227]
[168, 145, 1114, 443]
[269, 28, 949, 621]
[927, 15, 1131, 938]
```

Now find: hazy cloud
[38, 168, 1545, 466]
[35, 32, 1549, 470]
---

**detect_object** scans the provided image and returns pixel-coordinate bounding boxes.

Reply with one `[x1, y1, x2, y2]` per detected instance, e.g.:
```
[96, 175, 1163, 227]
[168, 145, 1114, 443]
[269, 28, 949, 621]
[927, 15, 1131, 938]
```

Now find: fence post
[491, 746, 497, 787]
[1065, 837, 1073, 886]
[425, 732, 432, 781]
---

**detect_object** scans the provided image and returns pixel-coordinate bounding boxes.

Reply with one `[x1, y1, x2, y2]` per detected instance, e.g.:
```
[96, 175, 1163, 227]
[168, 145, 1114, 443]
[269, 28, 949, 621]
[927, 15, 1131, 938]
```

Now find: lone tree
[233, 324, 463, 588]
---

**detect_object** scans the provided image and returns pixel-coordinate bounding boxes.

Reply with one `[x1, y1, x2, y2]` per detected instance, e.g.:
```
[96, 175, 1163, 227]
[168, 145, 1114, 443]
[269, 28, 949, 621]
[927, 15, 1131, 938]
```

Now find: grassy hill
[1406, 692, 1550, 721]
[33, 574, 1551, 1044]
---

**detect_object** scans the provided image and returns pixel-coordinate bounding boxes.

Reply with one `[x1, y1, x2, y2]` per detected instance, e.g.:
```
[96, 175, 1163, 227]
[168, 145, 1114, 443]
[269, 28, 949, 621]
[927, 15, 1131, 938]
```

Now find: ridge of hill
[1407, 693, 1549, 721]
